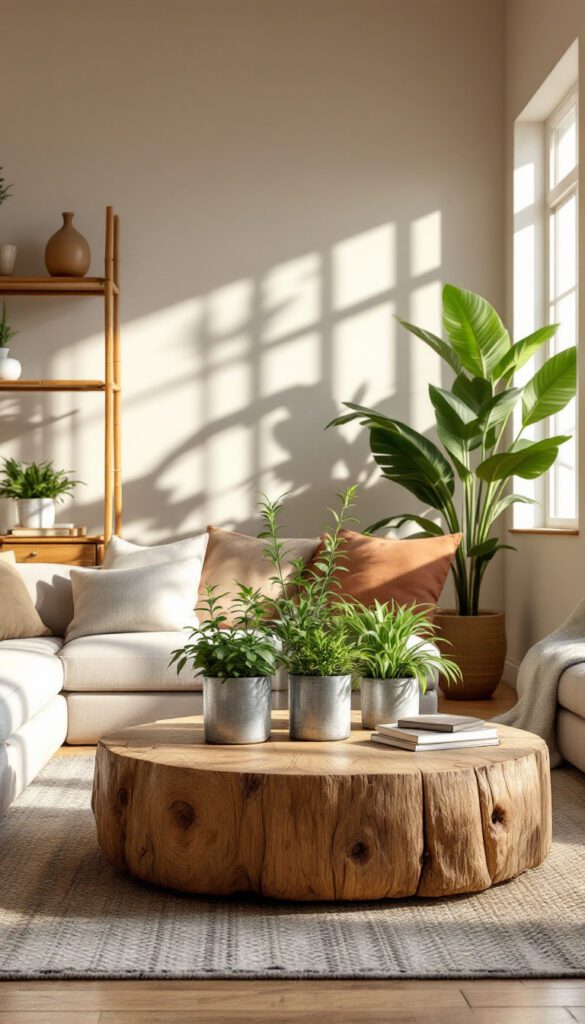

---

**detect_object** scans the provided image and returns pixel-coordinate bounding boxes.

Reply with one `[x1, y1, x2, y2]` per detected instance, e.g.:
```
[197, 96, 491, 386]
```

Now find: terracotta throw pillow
[0, 559, 51, 640]
[306, 530, 461, 613]
[198, 527, 320, 625]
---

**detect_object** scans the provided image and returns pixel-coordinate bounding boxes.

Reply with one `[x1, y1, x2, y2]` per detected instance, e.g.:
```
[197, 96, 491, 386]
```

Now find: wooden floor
[22, 683, 584, 1019]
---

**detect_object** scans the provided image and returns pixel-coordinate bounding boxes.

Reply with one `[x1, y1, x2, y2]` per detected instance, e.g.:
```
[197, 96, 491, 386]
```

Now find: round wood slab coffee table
[92, 712, 552, 901]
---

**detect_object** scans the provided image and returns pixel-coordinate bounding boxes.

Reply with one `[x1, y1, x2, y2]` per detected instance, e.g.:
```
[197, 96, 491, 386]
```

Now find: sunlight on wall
[514, 162, 536, 215]
[332, 225, 396, 311]
[408, 284, 442, 433]
[410, 211, 441, 278]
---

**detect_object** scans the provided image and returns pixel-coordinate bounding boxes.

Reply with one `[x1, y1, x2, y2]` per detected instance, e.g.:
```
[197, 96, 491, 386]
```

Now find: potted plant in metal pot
[260, 486, 359, 741]
[338, 599, 461, 728]
[329, 284, 577, 699]
[171, 585, 283, 744]
[0, 168, 17, 276]
[0, 457, 83, 527]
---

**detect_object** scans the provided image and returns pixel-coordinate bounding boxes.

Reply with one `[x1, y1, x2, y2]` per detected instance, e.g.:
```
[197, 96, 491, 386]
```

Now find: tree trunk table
[92, 712, 552, 901]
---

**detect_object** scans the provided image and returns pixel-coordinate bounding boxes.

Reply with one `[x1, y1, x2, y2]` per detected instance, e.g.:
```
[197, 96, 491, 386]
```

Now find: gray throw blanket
[495, 596, 585, 768]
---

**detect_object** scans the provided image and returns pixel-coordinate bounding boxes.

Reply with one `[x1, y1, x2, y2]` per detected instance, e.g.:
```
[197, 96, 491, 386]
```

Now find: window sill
[508, 527, 579, 536]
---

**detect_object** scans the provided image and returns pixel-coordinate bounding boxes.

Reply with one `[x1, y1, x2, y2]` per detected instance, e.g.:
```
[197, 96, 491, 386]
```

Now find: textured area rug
[0, 756, 584, 979]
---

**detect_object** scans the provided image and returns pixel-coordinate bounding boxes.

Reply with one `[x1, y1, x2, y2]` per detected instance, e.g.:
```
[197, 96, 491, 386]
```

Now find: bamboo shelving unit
[0, 207, 122, 560]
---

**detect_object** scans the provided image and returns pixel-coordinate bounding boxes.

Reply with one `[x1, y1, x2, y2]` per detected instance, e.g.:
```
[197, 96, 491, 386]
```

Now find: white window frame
[544, 87, 579, 528]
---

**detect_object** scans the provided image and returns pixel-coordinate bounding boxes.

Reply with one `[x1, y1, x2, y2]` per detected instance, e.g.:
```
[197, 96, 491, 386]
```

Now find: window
[546, 89, 578, 525]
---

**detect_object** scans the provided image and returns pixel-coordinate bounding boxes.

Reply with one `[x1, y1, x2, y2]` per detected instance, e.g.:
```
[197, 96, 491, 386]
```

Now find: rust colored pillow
[198, 526, 320, 626]
[307, 529, 461, 612]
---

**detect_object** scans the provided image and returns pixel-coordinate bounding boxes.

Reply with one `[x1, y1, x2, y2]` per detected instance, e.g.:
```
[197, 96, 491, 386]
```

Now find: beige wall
[505, 0, 585, 673]
[1, 0, 504, 606]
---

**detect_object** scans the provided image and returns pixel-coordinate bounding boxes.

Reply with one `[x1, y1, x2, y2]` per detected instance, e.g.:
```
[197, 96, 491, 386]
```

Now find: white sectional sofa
[557, 664, 585, 774]
[0, 561, 441, 815]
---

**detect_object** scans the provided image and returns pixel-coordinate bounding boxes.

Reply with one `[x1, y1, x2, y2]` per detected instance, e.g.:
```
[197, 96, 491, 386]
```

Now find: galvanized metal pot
[203, 676, 272, 744]
[288, 674, 351, 741]
[360, 677, 420, 729]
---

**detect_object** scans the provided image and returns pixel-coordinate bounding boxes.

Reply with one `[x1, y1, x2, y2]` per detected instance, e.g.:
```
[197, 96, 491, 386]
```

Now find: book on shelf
[371, 730, 500, 752]
[396, 713, 486, 733]
[8, 525, 87, 537]
[376, 721, 498, 745]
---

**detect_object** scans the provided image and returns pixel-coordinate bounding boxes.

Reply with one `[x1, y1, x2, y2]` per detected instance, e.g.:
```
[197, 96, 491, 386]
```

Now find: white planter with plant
[340, 599, 461, 729]
[0, 168, 16, 276]
[0, 302, 21, 380]
[331, 284, 577, 698]
[0, 458, 83, 528]
[260, 486, 358, 741]
[171, 587, 282, 744]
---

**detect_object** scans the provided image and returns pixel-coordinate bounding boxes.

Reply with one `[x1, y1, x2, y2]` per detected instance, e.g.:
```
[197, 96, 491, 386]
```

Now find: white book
[397, 713, 486, 733]
[371, 731, 500, 752]
[376, 722, 498, 745]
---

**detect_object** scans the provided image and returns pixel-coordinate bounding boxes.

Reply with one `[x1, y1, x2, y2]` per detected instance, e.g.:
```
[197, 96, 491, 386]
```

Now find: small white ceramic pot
[17, 497, 56, 528]
[360, 677, 420, 729]
[0, 347, 21, 381]
[0, 244, 17, 276]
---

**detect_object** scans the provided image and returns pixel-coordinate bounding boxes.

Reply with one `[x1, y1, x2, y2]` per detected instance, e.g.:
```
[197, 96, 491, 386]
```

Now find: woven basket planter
[434, 610, 506, 700]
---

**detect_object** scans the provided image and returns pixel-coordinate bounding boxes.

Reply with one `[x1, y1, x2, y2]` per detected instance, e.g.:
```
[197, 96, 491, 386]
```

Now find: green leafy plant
[0, 168, 12, 206]
[337, 599, 461, 692]
[170, 585, 282, 680]
[260, 486, 360, 676]
[0, 458, 83, 501]
[329, 284, 577, 615]
[0, 303, 17, 348]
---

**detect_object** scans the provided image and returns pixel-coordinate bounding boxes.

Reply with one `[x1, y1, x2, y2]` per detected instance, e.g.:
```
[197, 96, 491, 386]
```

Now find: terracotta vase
[434, 609, 507, 700]
[45, 212, 91, 277]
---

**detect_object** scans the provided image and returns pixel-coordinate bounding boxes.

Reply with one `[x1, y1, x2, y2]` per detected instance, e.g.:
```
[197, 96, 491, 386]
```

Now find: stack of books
[370, 713, 500, 751]
[7, 524, 87, 538]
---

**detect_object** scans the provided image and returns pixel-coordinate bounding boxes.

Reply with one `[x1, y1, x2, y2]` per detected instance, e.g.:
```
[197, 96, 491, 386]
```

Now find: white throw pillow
[65, 558, 201, 643]
[102, 533, 208, 571]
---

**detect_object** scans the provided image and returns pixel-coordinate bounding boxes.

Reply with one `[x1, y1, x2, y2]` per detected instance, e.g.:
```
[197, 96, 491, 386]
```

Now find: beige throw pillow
[0, 551, 16, 565]
[65, 558, 202, 643]
[198, 526, 320, 625]
[0, 559, 51, 640]
[102, 533, 208, 571]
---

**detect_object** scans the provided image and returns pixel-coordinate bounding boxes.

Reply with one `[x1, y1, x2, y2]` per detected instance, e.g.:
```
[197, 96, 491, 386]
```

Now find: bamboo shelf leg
[113, 214, 122, 536]
[104, 206, 115, 546]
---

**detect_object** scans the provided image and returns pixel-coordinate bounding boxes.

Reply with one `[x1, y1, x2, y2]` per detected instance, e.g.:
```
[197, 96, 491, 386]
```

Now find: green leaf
[365, 514, 445, 537]
[492, 324, 559, 382]
[395, 316, 461, 373]
[451, 374, 492, 413]
[468, 538, 516, 562]
[521, 347, 577, 426]
[478, 388, 522, 432]
[442, 284, 510, 380]
[490, 493, 537, 520]
[476, 435, 571, 482]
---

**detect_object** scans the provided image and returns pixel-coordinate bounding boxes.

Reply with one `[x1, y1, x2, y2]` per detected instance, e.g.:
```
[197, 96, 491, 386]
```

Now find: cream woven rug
[0, 755, 584, 979]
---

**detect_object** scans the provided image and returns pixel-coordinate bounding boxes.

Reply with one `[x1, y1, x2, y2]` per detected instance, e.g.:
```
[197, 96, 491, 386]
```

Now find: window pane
[552, 290, 577, 350]
[555, 106, 577, 183]
[555, 194, 577, 295]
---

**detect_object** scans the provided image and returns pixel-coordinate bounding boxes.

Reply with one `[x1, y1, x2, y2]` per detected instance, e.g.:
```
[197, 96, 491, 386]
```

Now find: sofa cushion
[198, 526, 319, 626]
[306, 530, 461, 614]
[0, 561, 51, 641]
[0, 636, 64, 741]
[61, 632, 203, 692]
[17, 563, 73, 637]
[102, 532, 208, 571]
[558, 663, 585, 718]
[0, 694, 67, 816]
[65, 558, 203, 642]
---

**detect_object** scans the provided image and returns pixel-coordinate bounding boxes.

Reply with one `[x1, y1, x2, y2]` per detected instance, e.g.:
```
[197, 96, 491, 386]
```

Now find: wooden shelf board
[0, 380, 120, 392]
[0, 534, 103, 543]
[0, 277, 119, 296]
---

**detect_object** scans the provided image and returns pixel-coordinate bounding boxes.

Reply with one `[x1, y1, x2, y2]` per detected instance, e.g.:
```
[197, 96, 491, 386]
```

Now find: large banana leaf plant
[329, 284, 577, 615]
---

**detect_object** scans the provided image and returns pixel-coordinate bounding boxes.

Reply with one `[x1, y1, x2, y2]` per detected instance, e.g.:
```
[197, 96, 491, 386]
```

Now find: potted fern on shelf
[0, 457, 83, 528]
[171, 585, 284, 744]
[260, 486, 359, 741]
[330, 284, 577, 699]
[338, 599, 461, 728]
